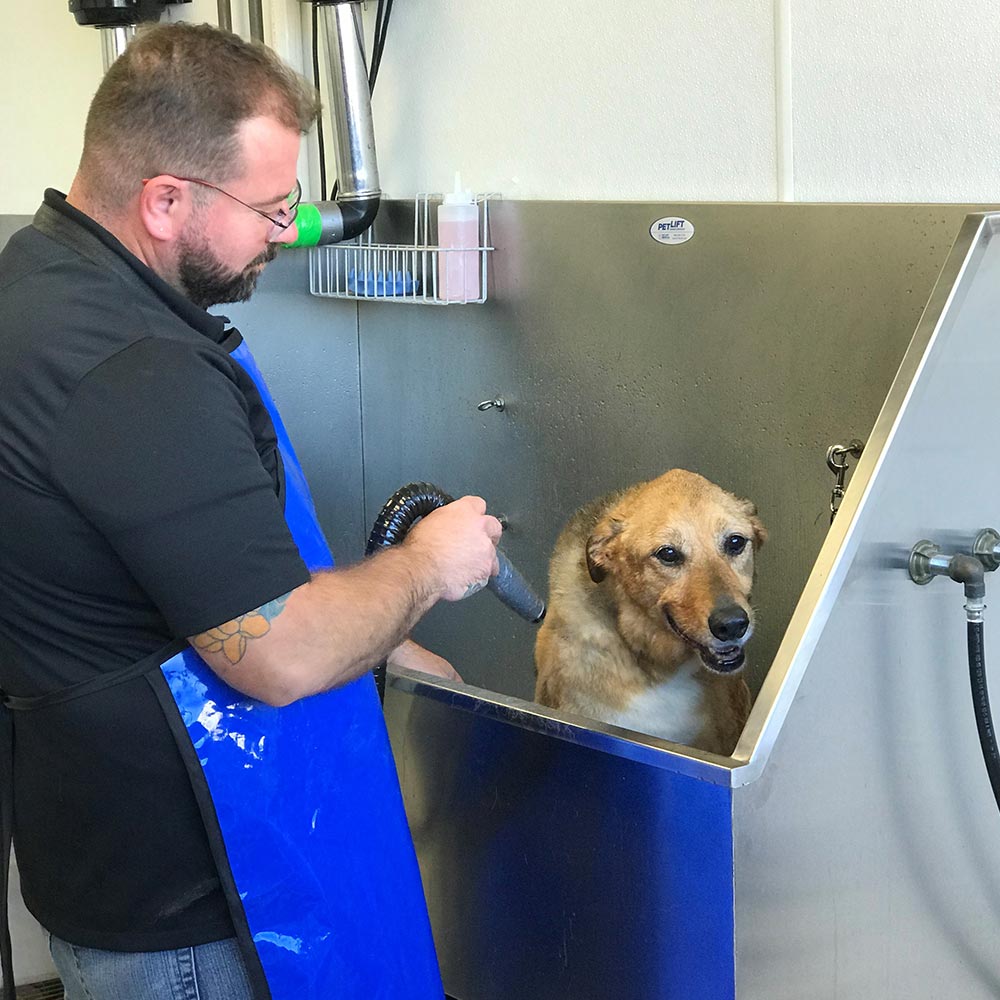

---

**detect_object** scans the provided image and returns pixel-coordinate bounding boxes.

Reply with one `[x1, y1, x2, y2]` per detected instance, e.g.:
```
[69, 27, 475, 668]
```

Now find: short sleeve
[50, 336, 311, 636]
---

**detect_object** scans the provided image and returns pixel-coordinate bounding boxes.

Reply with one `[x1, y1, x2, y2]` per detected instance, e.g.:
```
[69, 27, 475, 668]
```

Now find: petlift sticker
[650, 216, 695, 245]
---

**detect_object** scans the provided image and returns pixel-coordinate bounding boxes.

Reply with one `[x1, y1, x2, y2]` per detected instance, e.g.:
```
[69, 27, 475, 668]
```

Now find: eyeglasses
[143, 176, 302, 231]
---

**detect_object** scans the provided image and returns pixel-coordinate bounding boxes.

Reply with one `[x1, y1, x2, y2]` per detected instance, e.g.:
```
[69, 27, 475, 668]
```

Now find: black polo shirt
[0, 191, 310, 950]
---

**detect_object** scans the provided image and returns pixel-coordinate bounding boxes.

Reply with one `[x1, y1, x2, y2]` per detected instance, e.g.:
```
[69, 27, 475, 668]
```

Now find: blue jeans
[48, 933, 253, 1000]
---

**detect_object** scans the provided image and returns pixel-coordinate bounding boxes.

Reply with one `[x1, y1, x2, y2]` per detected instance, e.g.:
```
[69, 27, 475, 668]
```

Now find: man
[0, 22, 499, 1000]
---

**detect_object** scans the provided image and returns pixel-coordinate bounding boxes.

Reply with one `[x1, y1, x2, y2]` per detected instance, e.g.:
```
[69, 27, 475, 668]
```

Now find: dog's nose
[708, 604, 750, 642]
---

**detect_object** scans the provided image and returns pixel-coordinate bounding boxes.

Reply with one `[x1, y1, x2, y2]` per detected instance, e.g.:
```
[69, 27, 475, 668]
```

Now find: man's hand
[403, 495, 502, 602]
[387, 639, 462, 682]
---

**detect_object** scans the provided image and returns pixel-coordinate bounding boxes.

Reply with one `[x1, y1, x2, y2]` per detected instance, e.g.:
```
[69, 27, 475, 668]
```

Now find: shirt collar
[38, 189, 231, 345]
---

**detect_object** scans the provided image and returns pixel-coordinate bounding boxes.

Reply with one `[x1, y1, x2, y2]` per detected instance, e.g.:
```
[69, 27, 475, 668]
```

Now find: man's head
[72, 22, 321, 307]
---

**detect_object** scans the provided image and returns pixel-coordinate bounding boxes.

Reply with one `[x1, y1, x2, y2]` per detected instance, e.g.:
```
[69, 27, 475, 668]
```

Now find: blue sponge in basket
[347, 268, 420, 297]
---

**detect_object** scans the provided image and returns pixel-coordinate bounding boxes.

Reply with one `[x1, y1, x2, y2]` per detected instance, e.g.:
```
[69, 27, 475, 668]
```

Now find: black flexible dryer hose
[967, 621, 1000, 814]
[366, 482, 546, 701]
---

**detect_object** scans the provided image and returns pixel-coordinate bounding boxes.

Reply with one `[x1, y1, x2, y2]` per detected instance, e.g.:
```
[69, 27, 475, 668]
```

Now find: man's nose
[271, 220, 298, 246]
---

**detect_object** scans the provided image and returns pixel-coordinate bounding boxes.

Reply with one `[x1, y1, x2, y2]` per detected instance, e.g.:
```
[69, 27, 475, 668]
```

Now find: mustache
[249, 244, 280, 268]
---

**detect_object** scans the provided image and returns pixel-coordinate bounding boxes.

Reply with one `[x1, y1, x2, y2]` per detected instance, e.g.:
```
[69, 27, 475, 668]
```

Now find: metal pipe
[217, 0, 232, 31]
[320, 2, 380, 200]
[247, 0, 264, 41]
[100, 24, 135, 72]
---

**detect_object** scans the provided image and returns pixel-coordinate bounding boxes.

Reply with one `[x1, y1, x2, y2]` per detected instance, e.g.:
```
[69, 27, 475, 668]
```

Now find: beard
[176, 234, 278, 309]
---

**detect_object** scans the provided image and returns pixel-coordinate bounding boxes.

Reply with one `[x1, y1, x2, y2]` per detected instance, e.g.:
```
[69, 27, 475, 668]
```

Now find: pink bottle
[437, 173, 480, 302]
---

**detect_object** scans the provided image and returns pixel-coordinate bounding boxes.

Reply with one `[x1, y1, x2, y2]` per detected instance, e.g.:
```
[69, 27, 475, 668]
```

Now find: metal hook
[826, 439, 864, 474]
[477, 396, 505, 412]
[826, 438, 865, 523]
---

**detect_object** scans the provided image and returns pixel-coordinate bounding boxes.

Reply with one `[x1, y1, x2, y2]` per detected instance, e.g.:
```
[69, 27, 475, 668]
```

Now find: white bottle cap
[443, 171, 474, 206]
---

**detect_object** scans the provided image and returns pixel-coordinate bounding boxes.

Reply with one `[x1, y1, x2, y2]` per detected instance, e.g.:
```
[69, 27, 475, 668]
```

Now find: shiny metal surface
[247, 0, 264, 43]
[321, 4, 380, 200]
[99, 25, 134, 72]
[733, 213, 1000, 998]
[386, 669, 737, 1000]
[363, 201, 990, 705]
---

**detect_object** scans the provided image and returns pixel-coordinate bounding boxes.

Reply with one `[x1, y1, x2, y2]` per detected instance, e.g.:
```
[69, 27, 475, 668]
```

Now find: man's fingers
[484, 515, 503, 544]
[460, 495, 487, 515]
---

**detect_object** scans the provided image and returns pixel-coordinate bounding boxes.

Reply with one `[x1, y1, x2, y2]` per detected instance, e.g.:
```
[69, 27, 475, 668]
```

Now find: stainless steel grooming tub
[381, 210, 1000, 1000]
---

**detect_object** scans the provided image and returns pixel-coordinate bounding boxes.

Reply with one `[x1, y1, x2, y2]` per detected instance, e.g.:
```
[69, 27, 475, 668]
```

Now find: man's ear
[138, 175, 195, 243]
[586, 516, 623, 583]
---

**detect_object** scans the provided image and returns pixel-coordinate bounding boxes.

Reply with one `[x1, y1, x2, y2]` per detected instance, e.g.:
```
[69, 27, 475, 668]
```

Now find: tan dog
[534, 469, 766, 755]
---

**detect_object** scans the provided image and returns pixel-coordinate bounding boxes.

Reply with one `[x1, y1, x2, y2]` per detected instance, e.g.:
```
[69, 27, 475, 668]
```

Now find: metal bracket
[908, 539, 942, 585]
[974, 527, 1000, 572]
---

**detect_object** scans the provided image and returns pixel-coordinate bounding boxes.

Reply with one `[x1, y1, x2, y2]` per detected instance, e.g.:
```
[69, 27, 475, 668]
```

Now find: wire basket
[308, 194, 494, 305]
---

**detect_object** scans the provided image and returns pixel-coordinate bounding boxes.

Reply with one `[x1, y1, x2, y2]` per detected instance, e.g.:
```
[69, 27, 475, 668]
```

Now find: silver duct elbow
[292, 1, 381, 247]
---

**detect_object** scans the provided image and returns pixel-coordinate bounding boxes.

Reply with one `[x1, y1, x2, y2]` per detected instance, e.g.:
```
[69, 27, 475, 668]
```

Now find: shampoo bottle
[437, 173, 480, 302]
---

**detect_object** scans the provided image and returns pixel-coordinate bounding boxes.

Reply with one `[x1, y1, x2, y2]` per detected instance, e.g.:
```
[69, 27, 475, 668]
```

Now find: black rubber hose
[366, 482, 452, 556]
[968, 621, 1000, 814]
[366, 482, 546, 700]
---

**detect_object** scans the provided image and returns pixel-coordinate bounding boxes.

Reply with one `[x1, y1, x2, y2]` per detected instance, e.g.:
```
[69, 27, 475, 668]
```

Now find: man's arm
[189, 495, 499, 705]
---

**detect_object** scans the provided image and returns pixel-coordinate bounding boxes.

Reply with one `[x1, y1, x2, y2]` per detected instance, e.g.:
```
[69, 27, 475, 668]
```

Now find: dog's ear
[586, 516, 624, 583]
[741, 500, 767, 550]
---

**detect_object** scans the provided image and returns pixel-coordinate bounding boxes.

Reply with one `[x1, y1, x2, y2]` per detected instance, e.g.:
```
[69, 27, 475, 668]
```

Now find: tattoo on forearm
[193, 592, 290, 665]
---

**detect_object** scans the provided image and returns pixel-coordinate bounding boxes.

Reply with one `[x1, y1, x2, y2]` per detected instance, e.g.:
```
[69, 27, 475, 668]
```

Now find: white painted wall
[369, 0, 778, 200]
[0, 4, 103, 214]
[4, 1, 1000, 213]
[792, 0, 1000, 202]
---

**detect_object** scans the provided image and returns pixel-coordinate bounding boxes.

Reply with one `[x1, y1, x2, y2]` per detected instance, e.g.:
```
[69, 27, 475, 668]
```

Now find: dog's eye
[654, 546, 684, 565]
[724, 534, 748, 556]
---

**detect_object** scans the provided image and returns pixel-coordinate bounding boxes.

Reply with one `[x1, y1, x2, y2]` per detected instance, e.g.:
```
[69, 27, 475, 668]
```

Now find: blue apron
[148, 340, 443, 999]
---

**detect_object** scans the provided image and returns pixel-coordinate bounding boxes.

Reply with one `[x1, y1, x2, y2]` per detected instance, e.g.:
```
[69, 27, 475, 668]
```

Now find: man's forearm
[301, 547, 440, 683]
[190, 544, 441, 706]
[190, 494, 502, 706]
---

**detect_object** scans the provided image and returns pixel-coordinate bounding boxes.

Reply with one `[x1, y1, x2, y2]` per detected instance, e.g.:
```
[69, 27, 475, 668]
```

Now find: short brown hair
[79, 22, 320, 213]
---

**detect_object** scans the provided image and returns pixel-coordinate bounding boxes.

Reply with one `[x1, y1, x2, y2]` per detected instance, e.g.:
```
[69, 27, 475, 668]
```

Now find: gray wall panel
[361, 202, 987, 700]
[0, 216, 31, 246]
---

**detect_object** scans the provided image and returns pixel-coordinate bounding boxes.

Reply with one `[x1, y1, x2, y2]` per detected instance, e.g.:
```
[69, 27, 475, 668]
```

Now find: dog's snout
[708, 603, 750, 642]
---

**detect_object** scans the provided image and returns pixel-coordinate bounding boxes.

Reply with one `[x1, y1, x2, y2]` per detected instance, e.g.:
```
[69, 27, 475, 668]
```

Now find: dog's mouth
[662, 607, 747, 675]
[701, 645, 745, 674]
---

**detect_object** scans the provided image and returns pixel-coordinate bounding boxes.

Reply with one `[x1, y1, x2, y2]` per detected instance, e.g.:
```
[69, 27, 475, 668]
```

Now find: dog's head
[585, 469, 766, 674]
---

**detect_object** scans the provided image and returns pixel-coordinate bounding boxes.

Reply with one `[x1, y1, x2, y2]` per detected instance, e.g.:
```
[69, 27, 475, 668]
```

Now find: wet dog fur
[534, 469, 766, 755]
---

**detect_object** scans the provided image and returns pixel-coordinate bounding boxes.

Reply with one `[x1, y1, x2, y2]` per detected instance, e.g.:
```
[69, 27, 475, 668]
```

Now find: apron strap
[0, 637, 187, 998]
[2, 639, 186, 714]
